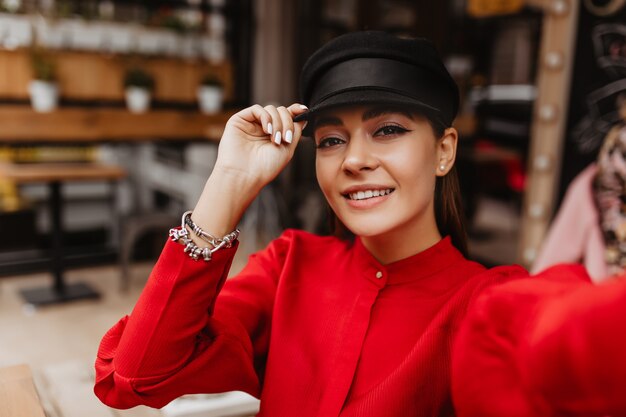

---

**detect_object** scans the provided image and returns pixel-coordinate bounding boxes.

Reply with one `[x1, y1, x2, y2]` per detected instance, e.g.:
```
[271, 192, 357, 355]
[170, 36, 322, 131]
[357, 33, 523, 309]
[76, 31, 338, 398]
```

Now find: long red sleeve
[452, 264, 626, 417]
[94, 234, 289, 409]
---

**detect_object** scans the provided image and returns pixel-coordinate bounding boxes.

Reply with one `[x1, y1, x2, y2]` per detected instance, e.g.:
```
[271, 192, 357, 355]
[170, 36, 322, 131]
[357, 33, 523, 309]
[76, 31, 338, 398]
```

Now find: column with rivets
[517, 0, 580, 267]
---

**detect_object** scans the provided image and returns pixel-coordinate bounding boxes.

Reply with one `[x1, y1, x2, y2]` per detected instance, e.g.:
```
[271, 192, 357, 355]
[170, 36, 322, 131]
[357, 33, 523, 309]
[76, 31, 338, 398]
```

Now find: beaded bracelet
[168, 211, 240, 261]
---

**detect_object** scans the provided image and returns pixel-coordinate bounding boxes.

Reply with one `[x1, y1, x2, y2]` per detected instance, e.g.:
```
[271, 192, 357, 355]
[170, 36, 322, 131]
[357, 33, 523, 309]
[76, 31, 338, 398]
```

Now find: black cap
[294, 31, 459, 136]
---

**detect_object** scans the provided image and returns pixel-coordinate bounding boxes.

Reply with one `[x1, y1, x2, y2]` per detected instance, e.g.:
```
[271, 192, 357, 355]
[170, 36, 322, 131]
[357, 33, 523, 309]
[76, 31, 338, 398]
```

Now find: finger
[287, 103, 308, 143]
[237, 104, 272, 135]
[276, 106, 295, 145]
[264, 105, 283, 145]
[288, 103, 308, 115]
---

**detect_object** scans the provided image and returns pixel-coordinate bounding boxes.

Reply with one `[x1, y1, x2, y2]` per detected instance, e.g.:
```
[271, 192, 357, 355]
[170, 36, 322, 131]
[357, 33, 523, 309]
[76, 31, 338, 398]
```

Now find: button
[375, 271, 383, 279]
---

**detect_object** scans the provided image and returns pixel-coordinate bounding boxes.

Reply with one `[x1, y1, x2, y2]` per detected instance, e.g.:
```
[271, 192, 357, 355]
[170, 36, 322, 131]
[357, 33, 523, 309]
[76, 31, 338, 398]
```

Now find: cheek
[315, 156, 334, 198]
[386, 145, 437, 183]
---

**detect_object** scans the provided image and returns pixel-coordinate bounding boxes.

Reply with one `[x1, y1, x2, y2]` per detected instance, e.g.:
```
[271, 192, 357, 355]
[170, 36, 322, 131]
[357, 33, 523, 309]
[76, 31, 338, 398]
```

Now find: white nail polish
[285, 130, 293, 143]
[299, 105, 308, 109]
[274, 131, 282, 144]
[267, 123, 273, 134]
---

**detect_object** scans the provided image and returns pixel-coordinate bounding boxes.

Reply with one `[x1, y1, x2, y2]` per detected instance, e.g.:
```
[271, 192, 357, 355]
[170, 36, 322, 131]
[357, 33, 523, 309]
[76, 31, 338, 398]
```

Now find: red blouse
[94, 229, 626, 416]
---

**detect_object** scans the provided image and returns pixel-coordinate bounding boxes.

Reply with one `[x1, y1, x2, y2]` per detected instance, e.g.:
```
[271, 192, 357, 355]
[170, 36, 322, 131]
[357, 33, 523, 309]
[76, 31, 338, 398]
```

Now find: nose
[341, 134, 379, 175]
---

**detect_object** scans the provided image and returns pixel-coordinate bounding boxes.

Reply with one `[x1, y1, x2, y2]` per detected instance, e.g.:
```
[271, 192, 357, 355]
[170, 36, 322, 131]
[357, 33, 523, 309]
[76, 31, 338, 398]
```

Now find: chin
[337, 213, 399, 238]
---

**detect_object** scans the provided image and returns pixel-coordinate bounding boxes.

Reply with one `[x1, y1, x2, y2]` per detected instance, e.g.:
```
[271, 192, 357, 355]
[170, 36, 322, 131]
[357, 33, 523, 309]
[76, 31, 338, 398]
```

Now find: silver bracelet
[168, 211, 240, 261]
[182, 210, 222, 246]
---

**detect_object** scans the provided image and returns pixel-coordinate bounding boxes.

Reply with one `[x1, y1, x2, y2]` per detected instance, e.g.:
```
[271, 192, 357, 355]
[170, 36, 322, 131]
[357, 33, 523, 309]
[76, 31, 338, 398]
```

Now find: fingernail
[274, 131, 282, 145]
[267, 123, 273, 134]
[299, 105, 308, 109]
[285, 130, 293, 143]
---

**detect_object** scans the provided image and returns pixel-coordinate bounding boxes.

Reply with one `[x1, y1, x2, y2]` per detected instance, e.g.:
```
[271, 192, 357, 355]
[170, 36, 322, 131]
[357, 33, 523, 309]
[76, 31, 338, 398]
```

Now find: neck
[360, 215, 442, 265]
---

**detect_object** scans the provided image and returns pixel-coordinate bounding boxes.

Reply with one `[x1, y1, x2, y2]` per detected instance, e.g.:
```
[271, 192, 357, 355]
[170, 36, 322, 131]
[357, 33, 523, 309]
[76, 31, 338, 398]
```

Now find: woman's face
[314, 105, 456, 242]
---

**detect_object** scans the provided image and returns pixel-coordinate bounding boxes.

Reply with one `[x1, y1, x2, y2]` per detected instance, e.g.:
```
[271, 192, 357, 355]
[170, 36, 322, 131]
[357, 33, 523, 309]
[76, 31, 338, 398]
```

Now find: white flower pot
[28, 80, 59, 113]
[197, 85, 223, 114]
[125, 87, 151, 113]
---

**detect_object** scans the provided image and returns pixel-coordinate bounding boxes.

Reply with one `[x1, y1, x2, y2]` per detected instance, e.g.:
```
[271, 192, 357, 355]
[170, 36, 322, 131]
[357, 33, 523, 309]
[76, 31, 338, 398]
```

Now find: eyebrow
[362, 107, 416, 121]
[313, 116, 343, 129]
[314, 107, 416, 130]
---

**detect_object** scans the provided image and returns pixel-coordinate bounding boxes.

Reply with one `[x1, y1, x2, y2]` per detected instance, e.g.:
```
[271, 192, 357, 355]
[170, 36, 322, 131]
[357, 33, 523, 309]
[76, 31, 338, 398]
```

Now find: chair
[118, 211, 178, 291]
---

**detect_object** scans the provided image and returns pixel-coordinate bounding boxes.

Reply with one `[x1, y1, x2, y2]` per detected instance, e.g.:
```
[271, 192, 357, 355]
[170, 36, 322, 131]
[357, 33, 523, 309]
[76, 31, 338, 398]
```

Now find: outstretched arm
[452, 265, 626, 417]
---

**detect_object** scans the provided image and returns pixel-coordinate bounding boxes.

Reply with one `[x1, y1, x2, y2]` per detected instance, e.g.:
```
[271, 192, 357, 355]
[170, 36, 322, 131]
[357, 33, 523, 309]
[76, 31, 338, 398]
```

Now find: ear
[435, 127, 458, 176]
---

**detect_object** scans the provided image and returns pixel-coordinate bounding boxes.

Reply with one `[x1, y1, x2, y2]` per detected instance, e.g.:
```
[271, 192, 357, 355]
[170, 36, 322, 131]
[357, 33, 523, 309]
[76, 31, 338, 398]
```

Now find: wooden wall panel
[0, 50, 31, 98]
[0, 49, 233, 103]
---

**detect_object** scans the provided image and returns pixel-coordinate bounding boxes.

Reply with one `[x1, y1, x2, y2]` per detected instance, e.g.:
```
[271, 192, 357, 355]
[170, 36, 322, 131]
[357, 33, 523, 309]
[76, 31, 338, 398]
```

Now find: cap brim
[293, 89, 444, 136]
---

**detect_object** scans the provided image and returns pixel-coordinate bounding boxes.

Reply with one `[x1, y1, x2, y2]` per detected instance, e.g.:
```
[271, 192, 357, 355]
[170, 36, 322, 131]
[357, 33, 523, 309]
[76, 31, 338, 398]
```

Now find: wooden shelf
[0, 107, 235, 142]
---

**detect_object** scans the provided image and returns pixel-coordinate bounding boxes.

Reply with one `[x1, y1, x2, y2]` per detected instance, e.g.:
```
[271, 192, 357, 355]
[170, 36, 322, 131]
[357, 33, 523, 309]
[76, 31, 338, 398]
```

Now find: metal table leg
[19, 181, 100, 306]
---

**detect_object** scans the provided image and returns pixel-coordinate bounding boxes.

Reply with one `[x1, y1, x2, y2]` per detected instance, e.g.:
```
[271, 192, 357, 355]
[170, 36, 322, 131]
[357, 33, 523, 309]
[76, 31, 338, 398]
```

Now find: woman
[95, 31, 626, 417]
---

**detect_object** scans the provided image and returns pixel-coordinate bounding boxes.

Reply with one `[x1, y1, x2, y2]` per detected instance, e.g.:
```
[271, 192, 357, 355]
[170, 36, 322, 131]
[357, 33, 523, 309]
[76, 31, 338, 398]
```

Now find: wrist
[211, 163, 264, 194]
[190, 168, 260, 237]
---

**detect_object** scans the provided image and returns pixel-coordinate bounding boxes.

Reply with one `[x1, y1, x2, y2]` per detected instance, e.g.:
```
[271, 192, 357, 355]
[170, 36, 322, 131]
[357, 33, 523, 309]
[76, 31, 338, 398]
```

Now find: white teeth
[347, 189, 393, 200]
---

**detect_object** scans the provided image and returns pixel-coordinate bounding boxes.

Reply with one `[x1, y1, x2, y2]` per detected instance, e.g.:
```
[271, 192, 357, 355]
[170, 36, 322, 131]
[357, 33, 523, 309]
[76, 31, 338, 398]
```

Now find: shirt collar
[352, 236, 466, 284]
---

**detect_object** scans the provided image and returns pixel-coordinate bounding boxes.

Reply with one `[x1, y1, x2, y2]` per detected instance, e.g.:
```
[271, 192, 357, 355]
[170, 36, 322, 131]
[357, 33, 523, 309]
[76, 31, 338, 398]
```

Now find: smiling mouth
[343, 188, 395, 201]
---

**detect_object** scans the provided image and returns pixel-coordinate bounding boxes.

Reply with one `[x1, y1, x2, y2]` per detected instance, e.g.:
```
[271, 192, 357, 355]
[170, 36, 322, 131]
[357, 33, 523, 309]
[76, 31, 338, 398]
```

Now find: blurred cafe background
[0, 0, 625, 416]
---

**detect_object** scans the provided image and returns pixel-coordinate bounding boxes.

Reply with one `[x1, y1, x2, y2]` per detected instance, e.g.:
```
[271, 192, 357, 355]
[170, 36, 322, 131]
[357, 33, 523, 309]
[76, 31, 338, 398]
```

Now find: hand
[213, 103, 308, 192]
[190, 103, 308, 237]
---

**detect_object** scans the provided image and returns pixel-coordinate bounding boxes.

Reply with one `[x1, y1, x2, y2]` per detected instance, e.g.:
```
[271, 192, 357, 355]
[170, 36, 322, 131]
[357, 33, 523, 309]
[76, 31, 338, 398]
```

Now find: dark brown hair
[433, 165, 468, 257]
[326, 117, 469, 258]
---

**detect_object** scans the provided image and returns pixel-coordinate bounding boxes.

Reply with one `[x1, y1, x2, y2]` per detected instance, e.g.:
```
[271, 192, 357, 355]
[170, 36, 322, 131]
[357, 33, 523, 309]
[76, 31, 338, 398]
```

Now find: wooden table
[0, 106, 232, 290]
[0, 364, 45, 417]
[0, 162, 126, 306]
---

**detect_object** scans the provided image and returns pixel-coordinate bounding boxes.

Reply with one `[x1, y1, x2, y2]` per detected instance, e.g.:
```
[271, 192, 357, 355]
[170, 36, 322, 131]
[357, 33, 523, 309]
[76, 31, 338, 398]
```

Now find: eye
[316, 136, 345, 149]
[374, 124, 410, 137]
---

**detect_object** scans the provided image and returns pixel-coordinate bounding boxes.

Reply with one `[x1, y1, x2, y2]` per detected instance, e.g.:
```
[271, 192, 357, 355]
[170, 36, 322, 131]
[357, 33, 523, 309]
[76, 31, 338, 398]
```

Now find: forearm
[113, 166, 261, 376]
[188, 167, 261, 243]
[112, 239, 239, 378]
[95, 229, 291, 409]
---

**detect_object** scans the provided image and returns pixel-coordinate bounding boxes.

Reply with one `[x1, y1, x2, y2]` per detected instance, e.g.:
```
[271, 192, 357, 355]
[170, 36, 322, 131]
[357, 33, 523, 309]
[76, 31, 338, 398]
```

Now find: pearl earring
[439, 164, 446, 171]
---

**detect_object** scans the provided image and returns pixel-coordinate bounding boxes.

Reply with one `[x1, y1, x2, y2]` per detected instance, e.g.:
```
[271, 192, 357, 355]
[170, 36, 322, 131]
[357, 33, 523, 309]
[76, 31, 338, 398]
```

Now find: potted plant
[123, 67, 155, 113]
[29, 48, 59, 112]
[197, 73, 223, 115]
